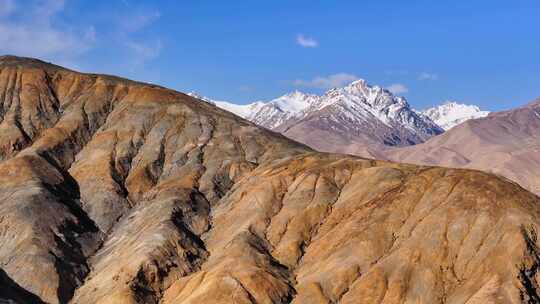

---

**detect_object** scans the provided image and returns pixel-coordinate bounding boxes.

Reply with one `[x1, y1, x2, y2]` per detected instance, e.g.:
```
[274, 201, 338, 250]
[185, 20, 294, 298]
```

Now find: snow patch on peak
[347, 79, 367, 87]
[187, 92, 263, 118]
[422, 101, 490, 130]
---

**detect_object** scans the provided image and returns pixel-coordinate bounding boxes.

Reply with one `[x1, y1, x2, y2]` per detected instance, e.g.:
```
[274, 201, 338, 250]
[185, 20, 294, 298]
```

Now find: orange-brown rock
[0, 56, 539, 304]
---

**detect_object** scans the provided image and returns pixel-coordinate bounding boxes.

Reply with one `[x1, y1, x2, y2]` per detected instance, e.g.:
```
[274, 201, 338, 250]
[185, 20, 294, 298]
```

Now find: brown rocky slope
[0, 56, 540, 303]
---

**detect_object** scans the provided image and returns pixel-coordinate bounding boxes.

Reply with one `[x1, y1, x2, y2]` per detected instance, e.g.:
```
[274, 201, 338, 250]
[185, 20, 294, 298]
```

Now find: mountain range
[1, 56, 540, 304]
[198, 80, 540, 198]
[193, 80, 489, 155]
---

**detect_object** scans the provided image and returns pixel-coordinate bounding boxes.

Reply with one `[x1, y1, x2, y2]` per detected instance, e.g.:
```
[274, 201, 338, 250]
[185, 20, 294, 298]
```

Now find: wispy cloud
[0, 0, 163, 74]
[114, 8, 162, 67]
[238, 85, 253, 92]
[293, 73, 358, 89]
[125, 39, 162, 63]
[385, 69, 409, 76]
[119, 9, 161, 33]
[0, 0, 95, 61]
[386, 83, 409, 94]
[418, 72, 438, 81]
[0, 0, 16, 16]
[296, 34, 318, 48]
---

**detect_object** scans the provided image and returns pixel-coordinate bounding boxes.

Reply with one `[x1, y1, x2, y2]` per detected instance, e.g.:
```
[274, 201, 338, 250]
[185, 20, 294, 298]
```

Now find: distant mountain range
[200, 84, 540, 198]
[194, 84, 540, 197]
[191, 80, 488, 154]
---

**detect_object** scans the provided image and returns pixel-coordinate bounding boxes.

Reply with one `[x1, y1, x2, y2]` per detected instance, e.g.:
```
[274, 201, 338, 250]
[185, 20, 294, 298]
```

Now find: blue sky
[1, 0, 539, 110]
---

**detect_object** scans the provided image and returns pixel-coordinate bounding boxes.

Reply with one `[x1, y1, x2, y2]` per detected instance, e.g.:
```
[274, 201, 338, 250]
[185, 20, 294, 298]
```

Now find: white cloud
[386, 83, 409, 94]
[0, 0, 95, 60]
[296, 34, 318, 48]
[293, 73, 358, 89]
[418, 72, 438, 81]
[0, 24, 94, 57]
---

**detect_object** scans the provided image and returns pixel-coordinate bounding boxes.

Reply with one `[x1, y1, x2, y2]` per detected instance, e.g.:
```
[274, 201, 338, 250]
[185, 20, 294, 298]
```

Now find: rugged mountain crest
[199, 79, 444, 154]
[0, 56, 539, 304]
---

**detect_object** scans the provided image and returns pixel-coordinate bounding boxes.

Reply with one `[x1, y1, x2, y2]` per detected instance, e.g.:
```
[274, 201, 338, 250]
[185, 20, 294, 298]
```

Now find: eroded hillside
[0, 56, 539, 304]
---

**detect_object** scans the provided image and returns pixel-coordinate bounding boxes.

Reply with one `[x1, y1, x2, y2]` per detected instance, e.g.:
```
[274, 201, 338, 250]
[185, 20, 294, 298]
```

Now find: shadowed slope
[0, 56, 307, 303]
[0, 268, 44, 303]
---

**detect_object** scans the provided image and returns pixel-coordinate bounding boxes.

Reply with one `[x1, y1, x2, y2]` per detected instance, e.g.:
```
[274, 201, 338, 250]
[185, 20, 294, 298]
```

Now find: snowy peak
[343, 79, 384, 99]
[310, 80, 427, 135]
[422, 101, 490, 130]
[334, 79, 409, 111]
[269, 90, 320, 114]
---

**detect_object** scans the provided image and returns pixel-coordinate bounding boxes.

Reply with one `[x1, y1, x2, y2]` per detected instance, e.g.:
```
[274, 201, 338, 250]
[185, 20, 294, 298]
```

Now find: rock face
[195, 80, 444, 154]
[0, 56, 540, 304]
[384, 99, 540, 196]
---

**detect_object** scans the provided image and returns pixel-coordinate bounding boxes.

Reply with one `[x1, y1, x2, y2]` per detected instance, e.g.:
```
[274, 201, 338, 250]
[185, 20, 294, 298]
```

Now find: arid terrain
[1, 56, 540, 304]
[381, 100, 540, 196]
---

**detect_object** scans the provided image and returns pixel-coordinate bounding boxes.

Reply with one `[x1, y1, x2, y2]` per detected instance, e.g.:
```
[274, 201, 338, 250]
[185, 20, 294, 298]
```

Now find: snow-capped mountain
[421, 101, 490, 130]
[191, 80, 444, 153]
[272, 80, 444, 146]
